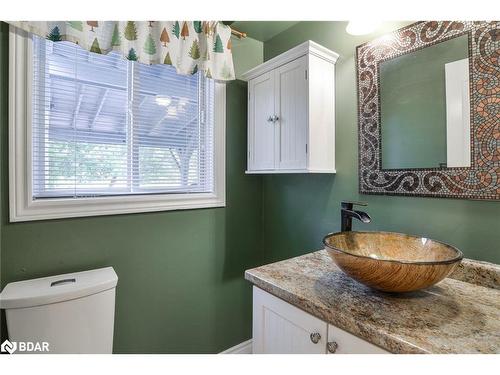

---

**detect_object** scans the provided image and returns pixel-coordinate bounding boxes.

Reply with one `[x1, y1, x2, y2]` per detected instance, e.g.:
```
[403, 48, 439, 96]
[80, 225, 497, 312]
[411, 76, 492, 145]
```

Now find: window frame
[9, 26, 226, 222]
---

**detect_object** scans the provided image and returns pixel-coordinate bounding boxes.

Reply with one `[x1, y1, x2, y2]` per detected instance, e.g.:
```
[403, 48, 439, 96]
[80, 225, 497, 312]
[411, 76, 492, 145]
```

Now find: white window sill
[10, 193, 226, 222]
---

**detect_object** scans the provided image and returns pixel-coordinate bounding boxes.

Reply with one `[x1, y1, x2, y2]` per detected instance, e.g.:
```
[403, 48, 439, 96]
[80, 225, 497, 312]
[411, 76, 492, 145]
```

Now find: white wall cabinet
[242, 41, 338, 174]
[252, 287, 389, 354]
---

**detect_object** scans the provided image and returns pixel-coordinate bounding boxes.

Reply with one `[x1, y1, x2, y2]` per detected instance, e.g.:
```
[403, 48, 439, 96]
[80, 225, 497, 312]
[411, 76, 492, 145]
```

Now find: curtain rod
[231, 28, 247, 39]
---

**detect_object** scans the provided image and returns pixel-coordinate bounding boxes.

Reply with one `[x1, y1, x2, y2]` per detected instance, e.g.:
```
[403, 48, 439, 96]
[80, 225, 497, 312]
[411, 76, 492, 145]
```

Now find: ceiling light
[346, 21, 382, 36]
[155, 96, 171, 107]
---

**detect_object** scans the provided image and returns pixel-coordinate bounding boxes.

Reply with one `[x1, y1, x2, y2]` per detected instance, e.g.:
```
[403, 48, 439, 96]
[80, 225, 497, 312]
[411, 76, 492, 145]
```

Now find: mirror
[356, 21, 499, 200]
[380, 34, 470, 169]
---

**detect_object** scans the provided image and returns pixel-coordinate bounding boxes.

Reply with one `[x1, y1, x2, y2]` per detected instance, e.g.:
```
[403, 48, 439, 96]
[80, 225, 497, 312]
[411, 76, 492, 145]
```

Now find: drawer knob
[327, 341, 338, 353]
[310, 332, 321, 344]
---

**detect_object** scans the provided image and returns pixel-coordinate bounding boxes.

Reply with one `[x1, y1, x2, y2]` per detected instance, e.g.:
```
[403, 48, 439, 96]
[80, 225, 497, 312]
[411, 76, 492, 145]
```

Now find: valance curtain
[8, 21, 235, 81]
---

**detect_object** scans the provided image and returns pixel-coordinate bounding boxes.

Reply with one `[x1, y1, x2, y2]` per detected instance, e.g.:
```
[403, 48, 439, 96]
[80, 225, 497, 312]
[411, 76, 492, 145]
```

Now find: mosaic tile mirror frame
[356, 21, 499, 200]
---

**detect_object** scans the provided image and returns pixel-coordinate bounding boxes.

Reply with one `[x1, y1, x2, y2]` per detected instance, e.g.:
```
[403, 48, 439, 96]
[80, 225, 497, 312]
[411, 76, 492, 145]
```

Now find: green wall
[261, 21, 500, 265]
[232, 35, 263, 79]
[380, 34, 469, 169]
[0, 22, 264, 353]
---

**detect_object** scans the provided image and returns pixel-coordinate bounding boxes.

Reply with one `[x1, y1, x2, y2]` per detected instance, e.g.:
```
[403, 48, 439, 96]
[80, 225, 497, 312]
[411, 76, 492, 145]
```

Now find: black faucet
[341, 201, 371, 232]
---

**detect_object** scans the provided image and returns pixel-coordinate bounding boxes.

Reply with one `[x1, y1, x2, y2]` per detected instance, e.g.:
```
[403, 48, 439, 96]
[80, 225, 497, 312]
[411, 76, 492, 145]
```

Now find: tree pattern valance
[9, 21, 235, 81]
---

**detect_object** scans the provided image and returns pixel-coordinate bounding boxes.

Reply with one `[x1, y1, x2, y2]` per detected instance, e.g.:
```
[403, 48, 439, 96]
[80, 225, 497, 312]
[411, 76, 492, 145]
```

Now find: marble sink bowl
[323, 231, 463, 293]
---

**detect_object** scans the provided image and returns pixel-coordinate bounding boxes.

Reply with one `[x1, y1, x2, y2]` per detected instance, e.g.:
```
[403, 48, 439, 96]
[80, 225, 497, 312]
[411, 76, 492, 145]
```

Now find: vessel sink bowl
[323, 231, 463, 292]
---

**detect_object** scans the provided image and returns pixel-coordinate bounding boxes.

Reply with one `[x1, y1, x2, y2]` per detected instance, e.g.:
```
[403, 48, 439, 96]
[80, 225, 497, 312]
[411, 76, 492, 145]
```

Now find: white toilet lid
[0, 267, 118, 309]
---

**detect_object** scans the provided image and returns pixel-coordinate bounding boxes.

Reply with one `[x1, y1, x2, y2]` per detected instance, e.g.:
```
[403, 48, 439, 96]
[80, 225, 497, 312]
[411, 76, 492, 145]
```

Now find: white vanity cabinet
[252, 287, 389, 354]
[242, 41, 338, 174]
[253, 285, 327, 353]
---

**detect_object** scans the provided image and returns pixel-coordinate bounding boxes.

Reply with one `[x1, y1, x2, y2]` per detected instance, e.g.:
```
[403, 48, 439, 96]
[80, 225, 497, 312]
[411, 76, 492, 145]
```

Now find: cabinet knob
[327, 341, 338, 353]
[310, 332, 321, 344]
[267, 116, 274, 122]
[273, 115, 279, 122]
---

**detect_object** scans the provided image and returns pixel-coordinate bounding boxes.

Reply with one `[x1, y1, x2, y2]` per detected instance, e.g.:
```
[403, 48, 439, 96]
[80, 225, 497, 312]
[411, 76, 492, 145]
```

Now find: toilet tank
[0, 267, 118, 354]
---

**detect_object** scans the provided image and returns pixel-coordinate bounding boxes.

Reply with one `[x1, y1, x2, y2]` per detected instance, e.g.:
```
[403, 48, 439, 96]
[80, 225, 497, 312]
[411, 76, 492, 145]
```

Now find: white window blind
[32, 36, 215, 199]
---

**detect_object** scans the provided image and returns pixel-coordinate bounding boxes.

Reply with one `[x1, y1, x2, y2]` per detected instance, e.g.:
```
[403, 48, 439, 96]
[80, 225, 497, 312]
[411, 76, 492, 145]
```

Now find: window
[9, 28, 225, 222]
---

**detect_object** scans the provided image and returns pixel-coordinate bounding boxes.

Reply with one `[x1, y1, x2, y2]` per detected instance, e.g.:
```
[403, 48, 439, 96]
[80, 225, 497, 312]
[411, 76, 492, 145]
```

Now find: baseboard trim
[220, 339, 253, 354]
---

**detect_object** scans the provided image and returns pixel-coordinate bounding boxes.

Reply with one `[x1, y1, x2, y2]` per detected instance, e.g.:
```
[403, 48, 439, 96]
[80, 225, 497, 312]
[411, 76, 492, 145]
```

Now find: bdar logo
[1, 340, 17, 354]
[1, 340, 49, 353]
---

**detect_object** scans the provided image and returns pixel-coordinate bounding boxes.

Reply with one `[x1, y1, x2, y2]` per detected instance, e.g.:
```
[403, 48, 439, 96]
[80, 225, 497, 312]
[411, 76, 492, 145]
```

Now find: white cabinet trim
[241, 41, 339, 82]
[245, 169, 336, 174]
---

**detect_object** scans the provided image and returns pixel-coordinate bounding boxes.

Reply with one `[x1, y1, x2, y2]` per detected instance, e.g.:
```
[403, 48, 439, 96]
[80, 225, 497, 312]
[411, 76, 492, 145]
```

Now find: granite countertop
[245, 250, 500, 354]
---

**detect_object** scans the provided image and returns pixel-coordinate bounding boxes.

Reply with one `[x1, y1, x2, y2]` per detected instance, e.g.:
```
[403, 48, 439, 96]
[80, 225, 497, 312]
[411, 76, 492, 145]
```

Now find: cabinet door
[275, 56, 308, 170]
[248, 72, 276, 170]
[253, 287, 327, 354]
[327, 324, 389, 354]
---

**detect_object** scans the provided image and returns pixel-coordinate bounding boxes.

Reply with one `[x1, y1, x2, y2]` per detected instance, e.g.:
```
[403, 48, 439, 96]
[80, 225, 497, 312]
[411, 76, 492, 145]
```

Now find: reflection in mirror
[380, 34, 470, 170]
